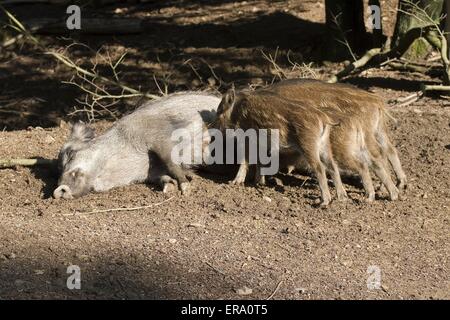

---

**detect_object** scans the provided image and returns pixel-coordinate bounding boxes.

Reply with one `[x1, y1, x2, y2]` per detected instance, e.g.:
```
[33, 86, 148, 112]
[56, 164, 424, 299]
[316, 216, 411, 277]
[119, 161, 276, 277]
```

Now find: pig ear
[69, 121, 95, 142]
[222, 88, 236, 111]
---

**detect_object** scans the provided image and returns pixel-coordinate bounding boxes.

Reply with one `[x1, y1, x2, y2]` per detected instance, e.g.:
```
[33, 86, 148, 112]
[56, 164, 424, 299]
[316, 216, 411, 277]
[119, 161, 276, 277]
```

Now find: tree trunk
[325, 0, 367, 60]
[392, 0, 444, 59]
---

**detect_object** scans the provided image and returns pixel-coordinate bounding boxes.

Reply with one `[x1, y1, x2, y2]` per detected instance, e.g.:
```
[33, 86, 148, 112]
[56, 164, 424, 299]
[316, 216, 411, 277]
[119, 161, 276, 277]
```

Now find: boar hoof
[320, 200, 330, 208]
[398, 179, 407, 190]
[314, 198, 329, 208]
[365, 194, 375, 203]
[230, 179, 244, 185]
[180, 182, 191, 195]
[337, 192, 348, 202]
[255, 176, 266, 186]
[162, 182, 176, 193]
[389, 190, 399, 201]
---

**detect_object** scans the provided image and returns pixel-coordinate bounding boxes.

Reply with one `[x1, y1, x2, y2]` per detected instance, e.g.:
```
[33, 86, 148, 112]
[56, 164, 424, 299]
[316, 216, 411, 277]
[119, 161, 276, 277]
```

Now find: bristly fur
[216, 89, 346, 206]
[215, 79, 407, 204]
[265, 78, 406, 200]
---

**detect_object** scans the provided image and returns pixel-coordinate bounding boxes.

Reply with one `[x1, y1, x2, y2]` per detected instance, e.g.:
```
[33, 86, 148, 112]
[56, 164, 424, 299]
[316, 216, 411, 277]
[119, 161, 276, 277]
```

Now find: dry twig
[266, 280, 283, 300]
[0, 158, 54, 169]
[63, 196, 175, 216]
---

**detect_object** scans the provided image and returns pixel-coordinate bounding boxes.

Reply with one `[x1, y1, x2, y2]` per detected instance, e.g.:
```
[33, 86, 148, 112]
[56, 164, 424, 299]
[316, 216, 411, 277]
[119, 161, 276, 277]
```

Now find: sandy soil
[0, 0, 449, 299]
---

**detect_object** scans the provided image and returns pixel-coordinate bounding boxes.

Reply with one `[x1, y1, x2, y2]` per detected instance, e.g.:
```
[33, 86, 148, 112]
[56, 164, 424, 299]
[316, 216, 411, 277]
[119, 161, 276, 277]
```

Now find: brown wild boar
[215, 89, 346, 206]
[268, 79, 407, 194]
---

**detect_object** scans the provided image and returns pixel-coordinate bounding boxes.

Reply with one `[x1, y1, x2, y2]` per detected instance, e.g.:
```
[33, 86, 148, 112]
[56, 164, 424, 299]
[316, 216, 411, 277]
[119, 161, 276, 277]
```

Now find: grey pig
[53, 92, 220, 199]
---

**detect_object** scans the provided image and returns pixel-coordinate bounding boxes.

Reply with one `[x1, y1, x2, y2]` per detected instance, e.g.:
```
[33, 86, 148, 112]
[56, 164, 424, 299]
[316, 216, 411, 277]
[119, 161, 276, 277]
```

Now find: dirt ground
[0, 1, 449, 300]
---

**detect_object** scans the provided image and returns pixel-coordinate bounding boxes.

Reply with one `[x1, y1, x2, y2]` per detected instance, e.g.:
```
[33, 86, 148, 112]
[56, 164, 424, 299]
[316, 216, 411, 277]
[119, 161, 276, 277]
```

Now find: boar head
[53, 122, 96, 199]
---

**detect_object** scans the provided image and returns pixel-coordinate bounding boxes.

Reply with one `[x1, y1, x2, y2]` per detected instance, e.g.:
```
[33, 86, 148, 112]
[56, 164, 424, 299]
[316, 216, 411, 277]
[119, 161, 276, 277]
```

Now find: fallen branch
[387, 61, 429, 74]
[328, 48, 382, 83]
[422, 85, 450, 91]
[392, 91, 424, 107]
[0, 158, 54, 169]
[63, 196, 174, 216]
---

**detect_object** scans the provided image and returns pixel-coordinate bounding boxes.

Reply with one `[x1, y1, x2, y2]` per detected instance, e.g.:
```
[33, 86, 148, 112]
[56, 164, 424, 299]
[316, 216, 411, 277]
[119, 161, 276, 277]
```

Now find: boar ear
[69, 121, 95, 143]
[222, 88, 236, 111]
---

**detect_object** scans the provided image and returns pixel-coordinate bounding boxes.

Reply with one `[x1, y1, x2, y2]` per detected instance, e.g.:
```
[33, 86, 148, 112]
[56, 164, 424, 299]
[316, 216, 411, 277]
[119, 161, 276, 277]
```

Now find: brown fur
[265, 79, 406, 201]
[216, 89, 345, 206]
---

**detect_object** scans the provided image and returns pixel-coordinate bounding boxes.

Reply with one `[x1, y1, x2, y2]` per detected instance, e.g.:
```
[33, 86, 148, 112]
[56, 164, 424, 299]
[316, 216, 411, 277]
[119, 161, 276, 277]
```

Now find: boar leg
[154, 148, 190, 195]
[301, 129, 332, 206]
[304, 151, 332, 206]
[356, 162, 376, 202]
[376, 128, 407, 190]
[319, 126, 347, 201]
[164, 161, 190, 195]
[160, 175, 178, 193]
[367, 135, 399, 200]
[253, 164, 266, 185]
[148, 174, 177, 193]
[321, 153, 348, 201]
[231, 159, 248, 185]
[384, 142, 407, 190]
[372, 161, 399, 200]
[312, 161, 332, 207]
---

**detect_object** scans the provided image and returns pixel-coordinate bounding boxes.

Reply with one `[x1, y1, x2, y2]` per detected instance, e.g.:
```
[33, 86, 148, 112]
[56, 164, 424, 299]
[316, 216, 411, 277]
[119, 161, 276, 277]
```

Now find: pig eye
[67, 149, 75, 161]
[70, 169, 84, 179]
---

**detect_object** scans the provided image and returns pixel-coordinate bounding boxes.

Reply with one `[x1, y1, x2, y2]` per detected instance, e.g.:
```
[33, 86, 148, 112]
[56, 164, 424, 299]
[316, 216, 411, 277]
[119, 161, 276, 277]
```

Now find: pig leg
[231, 159, 248, 185]
[356, 162, 376, 202]
[372, 161, 399, 200]
[254, 164, 266, 185]
[301, 129, 332, 206]
[303, 150, 332, 207]
[148, 174, 177, 193]
[320, 147, 348, 201]
[384, 141, 407, 190]
[164, 161, 190, 195]
[153, 148, 190, 195]
[376, 127, 407, 190]
[367, 150, 399, 201]
[231, 143, 249, 185]
[311, 160, 332, 207]
[160, 175, 177, 193]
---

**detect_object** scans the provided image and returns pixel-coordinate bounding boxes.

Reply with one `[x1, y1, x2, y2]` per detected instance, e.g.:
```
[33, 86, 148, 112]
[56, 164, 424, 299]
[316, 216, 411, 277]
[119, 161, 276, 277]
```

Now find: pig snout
[53, 185, 74, 199]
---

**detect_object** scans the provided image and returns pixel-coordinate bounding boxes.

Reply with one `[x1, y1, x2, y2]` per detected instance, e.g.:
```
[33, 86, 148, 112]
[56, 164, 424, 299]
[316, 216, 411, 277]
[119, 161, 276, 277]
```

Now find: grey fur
[54, 92, 220, 199]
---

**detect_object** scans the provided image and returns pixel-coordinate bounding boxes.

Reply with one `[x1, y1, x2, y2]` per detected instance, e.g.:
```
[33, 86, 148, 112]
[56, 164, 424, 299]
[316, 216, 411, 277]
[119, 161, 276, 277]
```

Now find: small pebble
[187, 223, 205, 228]
[296, 287, 307, 294]
[4, 253, 16, 260]
[235, 286, 253, 295]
